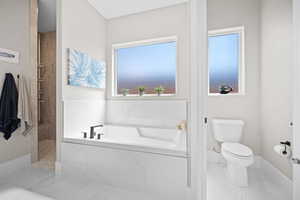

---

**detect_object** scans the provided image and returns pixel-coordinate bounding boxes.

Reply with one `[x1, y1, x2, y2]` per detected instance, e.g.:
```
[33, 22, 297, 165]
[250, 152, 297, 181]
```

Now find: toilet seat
[222, 143, 253, 158]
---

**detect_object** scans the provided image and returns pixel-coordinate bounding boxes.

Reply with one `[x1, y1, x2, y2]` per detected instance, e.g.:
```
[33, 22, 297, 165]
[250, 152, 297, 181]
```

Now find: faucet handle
[177, 120, 187, 131]
[97, 133, 104, 140]
[82, 132, 87, 138]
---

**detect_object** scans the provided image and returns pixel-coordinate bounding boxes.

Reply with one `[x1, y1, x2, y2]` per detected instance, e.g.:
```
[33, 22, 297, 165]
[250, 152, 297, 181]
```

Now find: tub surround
[61, 142, 189, 200]
[64, 100, 187, 140]
[63, 100, 188, 160]
[64, 100, 105, 138]
[62, 99, 189, 199]
[105, 100, 188, 128]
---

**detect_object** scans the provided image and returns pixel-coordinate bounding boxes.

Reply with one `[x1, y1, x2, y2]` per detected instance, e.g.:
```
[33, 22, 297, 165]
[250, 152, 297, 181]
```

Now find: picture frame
[68, 48, 106, 89]
[0, 48, 19, 64]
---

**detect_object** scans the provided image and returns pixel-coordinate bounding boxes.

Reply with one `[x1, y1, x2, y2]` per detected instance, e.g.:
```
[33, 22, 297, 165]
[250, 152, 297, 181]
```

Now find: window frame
[208, 26, 245, 96]
[111, 36, 179, 98]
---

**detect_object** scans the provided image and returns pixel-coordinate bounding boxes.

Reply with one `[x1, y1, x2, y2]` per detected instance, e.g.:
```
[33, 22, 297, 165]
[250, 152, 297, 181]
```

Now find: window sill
[106, 94, 187, 101]
[208, 93, 245, 97]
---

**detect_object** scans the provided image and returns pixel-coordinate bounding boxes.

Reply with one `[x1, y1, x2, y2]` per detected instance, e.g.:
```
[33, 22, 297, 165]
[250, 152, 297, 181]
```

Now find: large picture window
[112, 37, 177, 96]
[208, 27, 245, 95]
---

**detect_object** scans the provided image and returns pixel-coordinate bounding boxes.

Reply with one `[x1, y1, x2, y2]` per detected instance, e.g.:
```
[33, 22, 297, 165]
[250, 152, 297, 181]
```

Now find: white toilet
[212, 119, 254, 187]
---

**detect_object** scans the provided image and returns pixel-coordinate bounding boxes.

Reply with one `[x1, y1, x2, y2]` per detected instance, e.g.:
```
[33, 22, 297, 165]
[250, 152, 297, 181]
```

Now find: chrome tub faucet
[90, 124, 104, 139]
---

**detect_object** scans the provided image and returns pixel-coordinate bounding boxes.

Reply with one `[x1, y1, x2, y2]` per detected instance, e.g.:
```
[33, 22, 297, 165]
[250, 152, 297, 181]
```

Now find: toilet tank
[212, 119, 244, 142]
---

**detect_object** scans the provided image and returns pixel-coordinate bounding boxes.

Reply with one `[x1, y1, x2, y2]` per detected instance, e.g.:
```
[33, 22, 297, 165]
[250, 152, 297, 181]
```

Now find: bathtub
[64, 124, 187, 157]
[61, 124, 189, 200]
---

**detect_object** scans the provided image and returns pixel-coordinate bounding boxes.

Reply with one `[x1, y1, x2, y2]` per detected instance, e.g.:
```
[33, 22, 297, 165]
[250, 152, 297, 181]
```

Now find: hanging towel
[17, 75, 32, 136]
[0, 73, 20, 140]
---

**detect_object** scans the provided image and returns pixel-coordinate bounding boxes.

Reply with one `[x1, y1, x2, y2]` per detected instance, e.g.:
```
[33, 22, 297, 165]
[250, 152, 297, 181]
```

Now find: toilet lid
[222, 143, 253, 157]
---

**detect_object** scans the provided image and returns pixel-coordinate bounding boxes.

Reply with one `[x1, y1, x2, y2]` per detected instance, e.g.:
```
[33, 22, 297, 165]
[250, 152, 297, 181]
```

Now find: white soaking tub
[64, 124, 187, 157]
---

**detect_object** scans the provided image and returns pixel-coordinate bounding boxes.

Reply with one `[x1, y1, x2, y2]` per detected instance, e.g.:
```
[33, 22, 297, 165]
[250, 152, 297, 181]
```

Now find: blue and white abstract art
[68, 49, 106, 89]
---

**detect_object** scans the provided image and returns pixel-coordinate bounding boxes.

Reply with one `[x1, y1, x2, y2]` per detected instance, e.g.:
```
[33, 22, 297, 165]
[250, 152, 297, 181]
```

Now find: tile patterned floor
[207, 163, 292, 200]
[33, 140, 56, 170]
[0, 167, 155, 200]
[0, 163, 292, 200]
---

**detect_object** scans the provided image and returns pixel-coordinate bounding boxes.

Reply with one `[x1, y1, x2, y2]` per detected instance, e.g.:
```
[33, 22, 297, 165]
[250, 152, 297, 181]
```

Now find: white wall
[207, 0, 261, 154]
[106, 4, 190, 100]
[0, 0, 32, 163]
[261, 0, 293, 178]
[207, 0, 293, 178]
[60, 0, 107, 136]
[292, 1, 300, 198]
[105, 4, 190, 127]
[61, 0, 107, 101]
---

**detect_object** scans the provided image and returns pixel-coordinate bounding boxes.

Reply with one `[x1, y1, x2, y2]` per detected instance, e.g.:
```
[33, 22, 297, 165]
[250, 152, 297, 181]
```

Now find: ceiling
[88, 0, 188, 19]
[38, 0, 56, 32]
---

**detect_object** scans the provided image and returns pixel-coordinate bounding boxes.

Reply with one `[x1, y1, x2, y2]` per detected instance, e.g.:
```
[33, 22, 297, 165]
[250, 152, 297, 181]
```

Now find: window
[208, 27, 245, 95]
[112, 37, 177, 96]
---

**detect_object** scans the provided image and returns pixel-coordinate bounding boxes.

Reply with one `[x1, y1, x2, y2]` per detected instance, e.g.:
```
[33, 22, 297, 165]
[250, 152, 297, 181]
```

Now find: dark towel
[0, 73, 20, 140]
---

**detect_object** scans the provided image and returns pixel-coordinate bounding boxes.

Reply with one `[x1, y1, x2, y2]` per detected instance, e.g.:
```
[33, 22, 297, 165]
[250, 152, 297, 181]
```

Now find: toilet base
[226, 163, 249, 187]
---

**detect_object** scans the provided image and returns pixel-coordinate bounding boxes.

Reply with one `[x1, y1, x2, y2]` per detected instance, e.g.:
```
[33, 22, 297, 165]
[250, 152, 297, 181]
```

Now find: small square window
[112, 37, 177, 97]
[208, 27, 245, 95]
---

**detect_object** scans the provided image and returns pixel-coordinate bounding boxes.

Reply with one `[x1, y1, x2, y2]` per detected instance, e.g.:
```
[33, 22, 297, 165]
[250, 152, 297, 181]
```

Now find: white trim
[189, 0, 207, 199]
[208, 26, 244, 36]
[207, 26, 245, 96]
[111, 36, 178, 49]
[63, 139, 187, 158]
[106, 96, 188, 101]
[111, 36, 179, 97]
[109, 93, 177, 100]
[292, 1, 300, 200]
[104, 122, 179, 130]
[30, 0, 39, 163]
[55, 161, 62, 176]
[0, 155, 31, 176]
[56, 0, 63, 165]
[208, 93, 245, 97]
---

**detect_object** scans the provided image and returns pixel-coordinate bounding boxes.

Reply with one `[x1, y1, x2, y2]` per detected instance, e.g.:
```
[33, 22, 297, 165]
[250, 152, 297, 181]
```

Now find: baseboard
[260, 158, 292, 193]
[0, 154, 31, 175]
[55, 161, 62, 176]
[252, 155, 262, 168]
[207, 150, 225, 164]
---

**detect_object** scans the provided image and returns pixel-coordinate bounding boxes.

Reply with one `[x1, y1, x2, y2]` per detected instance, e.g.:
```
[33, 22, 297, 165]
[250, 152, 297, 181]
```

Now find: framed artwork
[0, 48, 19, 64]
[68, 48, 106, 89]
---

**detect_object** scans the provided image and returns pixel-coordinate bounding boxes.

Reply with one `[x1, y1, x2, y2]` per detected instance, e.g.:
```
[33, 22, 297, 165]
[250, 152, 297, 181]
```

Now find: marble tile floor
[33, 140, 56, 170]
[0, 162, 292, 200]
[0, 166, 156, 200]
[207, 163, 292, 200]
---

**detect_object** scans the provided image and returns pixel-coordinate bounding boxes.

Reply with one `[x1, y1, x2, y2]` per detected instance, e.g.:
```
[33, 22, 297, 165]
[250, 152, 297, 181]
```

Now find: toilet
[212, 119, 254, 187]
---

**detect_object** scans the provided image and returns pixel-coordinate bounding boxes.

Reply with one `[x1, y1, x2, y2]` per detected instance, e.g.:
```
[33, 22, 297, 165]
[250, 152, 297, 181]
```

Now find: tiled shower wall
[38, 32, 56, 141]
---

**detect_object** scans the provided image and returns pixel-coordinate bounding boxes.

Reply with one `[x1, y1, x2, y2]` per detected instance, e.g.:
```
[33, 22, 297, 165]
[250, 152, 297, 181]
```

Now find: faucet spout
[90, 124, 104, 139]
